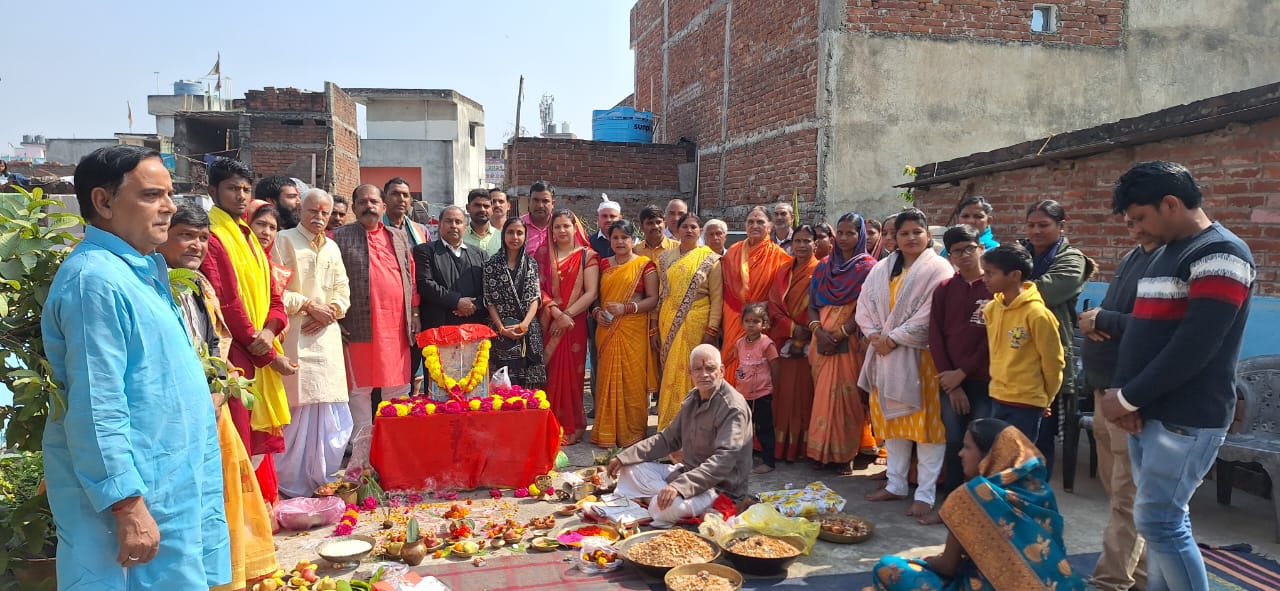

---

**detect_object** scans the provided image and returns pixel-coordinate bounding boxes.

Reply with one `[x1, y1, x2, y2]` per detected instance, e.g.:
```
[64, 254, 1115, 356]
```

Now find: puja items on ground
[555, 523, 620, 547]
[819, 515, 871, 537]
[575, 537, 623, 574]
[755, 481, 847, 517]
[723, 535, 802, 559]
[667, 569, 737, 591]
[623, 529, 717, 567]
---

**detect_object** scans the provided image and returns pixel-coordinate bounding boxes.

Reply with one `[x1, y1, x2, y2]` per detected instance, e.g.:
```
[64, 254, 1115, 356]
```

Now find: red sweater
[928, 272, 992, 382]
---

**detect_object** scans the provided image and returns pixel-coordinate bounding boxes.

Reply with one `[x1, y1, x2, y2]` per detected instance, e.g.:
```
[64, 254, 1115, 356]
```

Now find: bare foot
[917, 511, 943, 526]
[752, 464, 775, 474]
[906, 501, 932, 517]
[865, 488, 907, 502]
[868, 470, 888, 481]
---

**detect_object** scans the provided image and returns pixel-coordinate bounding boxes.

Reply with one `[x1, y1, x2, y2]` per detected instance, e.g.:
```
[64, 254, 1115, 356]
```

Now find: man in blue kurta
[42, 145, 230, 590]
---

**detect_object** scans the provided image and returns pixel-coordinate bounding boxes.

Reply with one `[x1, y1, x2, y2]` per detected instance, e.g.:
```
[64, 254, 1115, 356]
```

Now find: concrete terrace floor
[273, 410, 1280, 586]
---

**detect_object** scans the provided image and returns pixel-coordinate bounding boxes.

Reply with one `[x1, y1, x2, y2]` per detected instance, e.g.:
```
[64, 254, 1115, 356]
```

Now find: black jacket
[413, 239, 488, 329]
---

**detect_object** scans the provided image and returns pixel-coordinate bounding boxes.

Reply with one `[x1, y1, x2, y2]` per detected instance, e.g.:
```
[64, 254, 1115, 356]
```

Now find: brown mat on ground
[414, 551, 653, 590]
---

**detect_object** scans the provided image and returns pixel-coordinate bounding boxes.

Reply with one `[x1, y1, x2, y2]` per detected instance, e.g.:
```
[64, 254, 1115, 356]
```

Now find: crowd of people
[40, 144, 1254, 591]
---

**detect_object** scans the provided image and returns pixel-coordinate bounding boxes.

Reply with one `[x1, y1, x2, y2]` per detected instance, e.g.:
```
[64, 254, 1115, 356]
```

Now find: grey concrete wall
[451, 102, 487, 203]
[44, 139, 118, 165]
[821, 0, 1280, 221]
[360, 139, 453, 204]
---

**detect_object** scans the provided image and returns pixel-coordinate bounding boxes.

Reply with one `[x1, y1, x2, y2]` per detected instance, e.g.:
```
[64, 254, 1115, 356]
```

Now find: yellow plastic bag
[736, 502, 820, 554]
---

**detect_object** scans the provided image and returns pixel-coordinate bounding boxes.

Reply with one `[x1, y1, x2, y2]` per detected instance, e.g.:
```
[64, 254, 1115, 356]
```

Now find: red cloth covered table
[370, 409, 562, 491]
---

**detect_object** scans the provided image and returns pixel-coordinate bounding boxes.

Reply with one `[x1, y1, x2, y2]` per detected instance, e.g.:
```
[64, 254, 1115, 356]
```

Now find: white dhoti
[274, 402, 354, 499]
[615, 462, 717, 528]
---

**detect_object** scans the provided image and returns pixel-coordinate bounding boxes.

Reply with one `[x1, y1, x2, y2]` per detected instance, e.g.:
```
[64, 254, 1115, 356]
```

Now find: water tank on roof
[592, 107, 654, 143]
[174, 80, 203, 96]
[33, 135, 45, 145]
[22, 134, 33, 144]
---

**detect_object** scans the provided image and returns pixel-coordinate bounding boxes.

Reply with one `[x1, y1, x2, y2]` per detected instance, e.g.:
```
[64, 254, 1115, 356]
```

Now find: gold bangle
[808, 321, 821, 331]
[839, 326, 850, 338]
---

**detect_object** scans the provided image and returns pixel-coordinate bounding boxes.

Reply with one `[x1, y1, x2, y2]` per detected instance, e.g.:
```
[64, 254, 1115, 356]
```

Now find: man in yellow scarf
[200, 157, 297, 503]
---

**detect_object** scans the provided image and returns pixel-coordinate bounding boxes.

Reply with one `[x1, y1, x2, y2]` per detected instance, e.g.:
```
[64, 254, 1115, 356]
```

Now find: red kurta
[347, 226, 412, 389]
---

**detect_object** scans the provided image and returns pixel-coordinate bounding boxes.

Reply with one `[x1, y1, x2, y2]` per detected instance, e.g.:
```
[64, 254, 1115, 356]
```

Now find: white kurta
[272, 227, 354, 497]
[273, 227, 352, 405]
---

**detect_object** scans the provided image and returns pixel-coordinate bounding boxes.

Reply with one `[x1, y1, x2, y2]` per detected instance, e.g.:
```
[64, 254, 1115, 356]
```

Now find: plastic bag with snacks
[737, 503, 819, 554]
[576, 536, 622, 574]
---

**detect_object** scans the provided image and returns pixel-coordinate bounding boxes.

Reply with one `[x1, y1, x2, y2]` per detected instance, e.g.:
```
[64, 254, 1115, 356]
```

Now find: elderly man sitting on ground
[607, 344, 753, 527]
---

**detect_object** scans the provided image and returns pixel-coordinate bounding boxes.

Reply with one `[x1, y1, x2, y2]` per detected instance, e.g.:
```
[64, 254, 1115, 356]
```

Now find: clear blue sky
[1, 1, 635, 152]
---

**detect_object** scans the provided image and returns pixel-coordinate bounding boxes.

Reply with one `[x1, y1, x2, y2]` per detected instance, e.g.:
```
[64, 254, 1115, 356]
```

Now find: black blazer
[413, 239, 488, 329]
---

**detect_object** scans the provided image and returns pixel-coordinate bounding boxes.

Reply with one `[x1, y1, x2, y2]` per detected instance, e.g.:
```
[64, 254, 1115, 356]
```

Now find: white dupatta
[855, 249, 953, 420]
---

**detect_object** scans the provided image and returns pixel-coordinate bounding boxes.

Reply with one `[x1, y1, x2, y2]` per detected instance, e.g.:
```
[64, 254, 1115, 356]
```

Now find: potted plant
[0, 185, 82, 588]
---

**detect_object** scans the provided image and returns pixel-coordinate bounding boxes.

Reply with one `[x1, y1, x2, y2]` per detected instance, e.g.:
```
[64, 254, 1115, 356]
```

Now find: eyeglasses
[949, 244, 980, 257]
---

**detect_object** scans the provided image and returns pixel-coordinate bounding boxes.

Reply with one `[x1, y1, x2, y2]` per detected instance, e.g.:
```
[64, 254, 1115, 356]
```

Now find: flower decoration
[423, 339, 492, 395]
[468, 399, 482, 411]
[361, 496, 378, 511]
[489, 488, 502, 499]
[372, 384, 555, 419]
[528, 483, 541, 497]
[442, 400, 463, 414]
[514, 487, 530, 498]
[334, 507, 359, 536]
[408, 492, 424, 504]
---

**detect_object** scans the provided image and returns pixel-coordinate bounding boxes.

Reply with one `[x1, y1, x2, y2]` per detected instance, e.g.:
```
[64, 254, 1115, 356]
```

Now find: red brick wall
[846, 0, 1125, 46]
[328, 83, 361, 198]
[911, 117, 1280, 295]
[240, 86, 355, 195]
[245, 87, 329, 112]
[506, 137, 693, 227]
[630, 0, 821, 218]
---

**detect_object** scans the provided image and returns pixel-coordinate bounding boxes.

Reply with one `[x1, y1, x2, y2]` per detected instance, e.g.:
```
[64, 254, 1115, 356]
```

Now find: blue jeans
[1129, 419, 1227, 591]
[991, 400, 1042, 442]
[940, 380, 992, 495]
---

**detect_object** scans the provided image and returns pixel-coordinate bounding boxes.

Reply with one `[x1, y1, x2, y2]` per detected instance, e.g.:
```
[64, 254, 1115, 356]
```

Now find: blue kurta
[42, 226, 230, 590]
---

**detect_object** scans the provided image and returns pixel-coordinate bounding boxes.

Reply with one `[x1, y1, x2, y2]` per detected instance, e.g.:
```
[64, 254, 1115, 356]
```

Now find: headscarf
[597, 193, 621, 214]
[1026, 236, 1065, 280]
[811, 212, 877, 307]
[532, 210, 590, 291]
[244, 199, 278, 253]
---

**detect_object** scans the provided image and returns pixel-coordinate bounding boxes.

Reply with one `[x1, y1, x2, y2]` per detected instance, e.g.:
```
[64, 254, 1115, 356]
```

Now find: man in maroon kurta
[200, 159, 297, 500]
[334, 185, 416, 442]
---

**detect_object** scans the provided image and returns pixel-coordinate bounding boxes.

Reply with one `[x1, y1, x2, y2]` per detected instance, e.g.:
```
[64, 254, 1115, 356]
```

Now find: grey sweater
[1080, 245, 1158, 389]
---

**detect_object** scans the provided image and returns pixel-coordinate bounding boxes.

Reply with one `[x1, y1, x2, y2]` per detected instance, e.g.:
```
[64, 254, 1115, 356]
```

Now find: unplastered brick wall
[327, 83, 361, 198]
[240, 85, 346, 194]
[846, 0, 1125, 46]
[630, 0, 821, 218]
[506, 137, 693, 227]
[911, 117, 1280, 295]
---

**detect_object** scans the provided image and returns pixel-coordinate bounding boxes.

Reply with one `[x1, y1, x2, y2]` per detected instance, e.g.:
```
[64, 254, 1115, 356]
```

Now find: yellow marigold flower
[425, 403, 437, 415]
[395, 404, 410, 417]
[377, 401, 391, 412]
[528, 483, 540, 496]
[468, 399, 482, 411]
[538, 400, 550, 410]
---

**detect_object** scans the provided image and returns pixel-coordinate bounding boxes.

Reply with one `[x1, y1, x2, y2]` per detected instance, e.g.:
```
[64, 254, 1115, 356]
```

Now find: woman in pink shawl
[855, 208, 954, 523]
[533, 210, 599, 445]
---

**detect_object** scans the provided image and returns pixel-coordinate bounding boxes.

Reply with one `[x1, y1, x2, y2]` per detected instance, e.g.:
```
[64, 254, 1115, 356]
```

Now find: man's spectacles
[949, 244, 980, 257]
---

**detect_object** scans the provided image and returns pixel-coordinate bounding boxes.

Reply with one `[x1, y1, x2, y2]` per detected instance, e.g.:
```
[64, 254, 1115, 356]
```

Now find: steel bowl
[615, 530, 721, 579]
[317, 534, 376, 566]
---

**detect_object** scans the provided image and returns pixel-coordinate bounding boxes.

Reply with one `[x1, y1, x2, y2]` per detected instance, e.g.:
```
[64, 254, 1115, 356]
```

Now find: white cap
[598, 193, 621, 214]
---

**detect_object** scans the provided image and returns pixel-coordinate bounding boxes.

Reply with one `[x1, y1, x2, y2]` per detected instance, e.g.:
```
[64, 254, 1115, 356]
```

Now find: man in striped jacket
[1102, 160, 1255, 591]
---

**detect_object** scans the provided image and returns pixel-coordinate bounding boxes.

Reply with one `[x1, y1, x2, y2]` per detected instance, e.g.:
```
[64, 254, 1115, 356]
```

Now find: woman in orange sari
[591, 220, 659, 448]
[767, 224, 820, 462]
[722, 206, 791, 385]
[807, 212, 879, 473]
[535, 210, 599, 445]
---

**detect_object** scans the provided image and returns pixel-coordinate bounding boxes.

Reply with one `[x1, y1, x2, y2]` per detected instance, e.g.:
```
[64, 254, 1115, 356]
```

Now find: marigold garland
[376, 386, 549, 417]
[423, 340, 492, 395]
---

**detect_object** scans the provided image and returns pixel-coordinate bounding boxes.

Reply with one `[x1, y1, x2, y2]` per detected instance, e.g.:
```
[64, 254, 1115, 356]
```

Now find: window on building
[1031, 5, 1058, 33]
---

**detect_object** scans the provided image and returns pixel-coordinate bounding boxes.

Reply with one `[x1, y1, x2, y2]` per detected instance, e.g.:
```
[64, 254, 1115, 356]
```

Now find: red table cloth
[370, 409, 562, 491]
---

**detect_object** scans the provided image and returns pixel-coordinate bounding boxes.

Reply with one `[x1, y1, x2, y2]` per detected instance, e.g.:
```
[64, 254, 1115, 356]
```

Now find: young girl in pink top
[734, 302, 781, 473]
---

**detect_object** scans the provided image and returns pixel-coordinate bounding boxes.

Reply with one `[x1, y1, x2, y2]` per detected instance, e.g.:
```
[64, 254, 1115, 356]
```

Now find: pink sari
[534, 214, 595, 440]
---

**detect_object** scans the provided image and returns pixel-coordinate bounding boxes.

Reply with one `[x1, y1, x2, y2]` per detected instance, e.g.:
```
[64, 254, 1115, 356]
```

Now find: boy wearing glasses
[928, 225, 995, 506]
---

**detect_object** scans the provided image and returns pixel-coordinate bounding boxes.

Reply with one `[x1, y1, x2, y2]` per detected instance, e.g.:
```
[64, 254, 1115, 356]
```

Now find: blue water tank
[591, 107, 655, 143]
[173, 80, 203, 96]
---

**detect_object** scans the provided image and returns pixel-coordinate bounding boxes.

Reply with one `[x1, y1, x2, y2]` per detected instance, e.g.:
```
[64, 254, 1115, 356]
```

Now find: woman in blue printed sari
[871, 418, 1086, 591]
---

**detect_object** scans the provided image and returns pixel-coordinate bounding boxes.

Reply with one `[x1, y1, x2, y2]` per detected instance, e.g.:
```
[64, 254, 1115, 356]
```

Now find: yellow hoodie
[983, 282, 1065, 408]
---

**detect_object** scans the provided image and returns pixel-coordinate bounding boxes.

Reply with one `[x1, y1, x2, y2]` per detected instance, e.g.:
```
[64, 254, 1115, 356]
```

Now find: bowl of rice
[664, 563, 743, 591]
[719, 531, 805, 576]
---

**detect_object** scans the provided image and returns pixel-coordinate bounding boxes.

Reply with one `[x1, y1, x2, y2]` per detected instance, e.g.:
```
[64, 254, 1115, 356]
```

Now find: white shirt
[444, 240, 467, 258]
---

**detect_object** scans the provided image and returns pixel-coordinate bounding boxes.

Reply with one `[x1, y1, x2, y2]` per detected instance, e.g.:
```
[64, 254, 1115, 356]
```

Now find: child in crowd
[929, 225, 994, 500]
[734, 302, 781, 474]
[980, 244, 1065, 440]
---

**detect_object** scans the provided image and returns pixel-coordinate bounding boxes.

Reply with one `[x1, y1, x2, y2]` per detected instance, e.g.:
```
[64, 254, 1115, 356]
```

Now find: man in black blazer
[413, 205, 487, 329]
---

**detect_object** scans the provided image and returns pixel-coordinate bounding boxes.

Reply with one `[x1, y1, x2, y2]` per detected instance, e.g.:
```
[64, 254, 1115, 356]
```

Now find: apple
[302, 567, 318, 583]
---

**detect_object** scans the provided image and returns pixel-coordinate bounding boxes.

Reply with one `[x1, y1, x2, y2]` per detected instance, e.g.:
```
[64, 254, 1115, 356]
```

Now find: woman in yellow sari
[591, 220, 660, 447]
[655, 213, 723, 429]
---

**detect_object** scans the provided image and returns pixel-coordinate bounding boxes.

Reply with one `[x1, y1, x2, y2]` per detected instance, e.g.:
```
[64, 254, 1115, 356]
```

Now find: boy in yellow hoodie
[981, 244, 1065, 440]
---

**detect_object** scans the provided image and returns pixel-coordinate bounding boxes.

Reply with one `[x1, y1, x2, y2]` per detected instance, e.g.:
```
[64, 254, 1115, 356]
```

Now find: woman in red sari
[534, 210, 599, 445]
[767, 225, 820, 462]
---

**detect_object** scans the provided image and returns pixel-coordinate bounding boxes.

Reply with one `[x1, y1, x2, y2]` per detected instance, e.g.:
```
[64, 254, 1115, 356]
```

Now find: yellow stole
[208, 207, 291, 433]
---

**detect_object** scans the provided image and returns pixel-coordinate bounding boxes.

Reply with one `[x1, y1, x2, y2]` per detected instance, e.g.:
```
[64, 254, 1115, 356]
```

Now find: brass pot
[400, 540, 428, 566]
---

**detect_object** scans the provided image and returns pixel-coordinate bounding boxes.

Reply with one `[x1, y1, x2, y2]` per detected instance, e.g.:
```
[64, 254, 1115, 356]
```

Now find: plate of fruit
[450, 539, 485, 559]
[576, 547, 623, 574]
